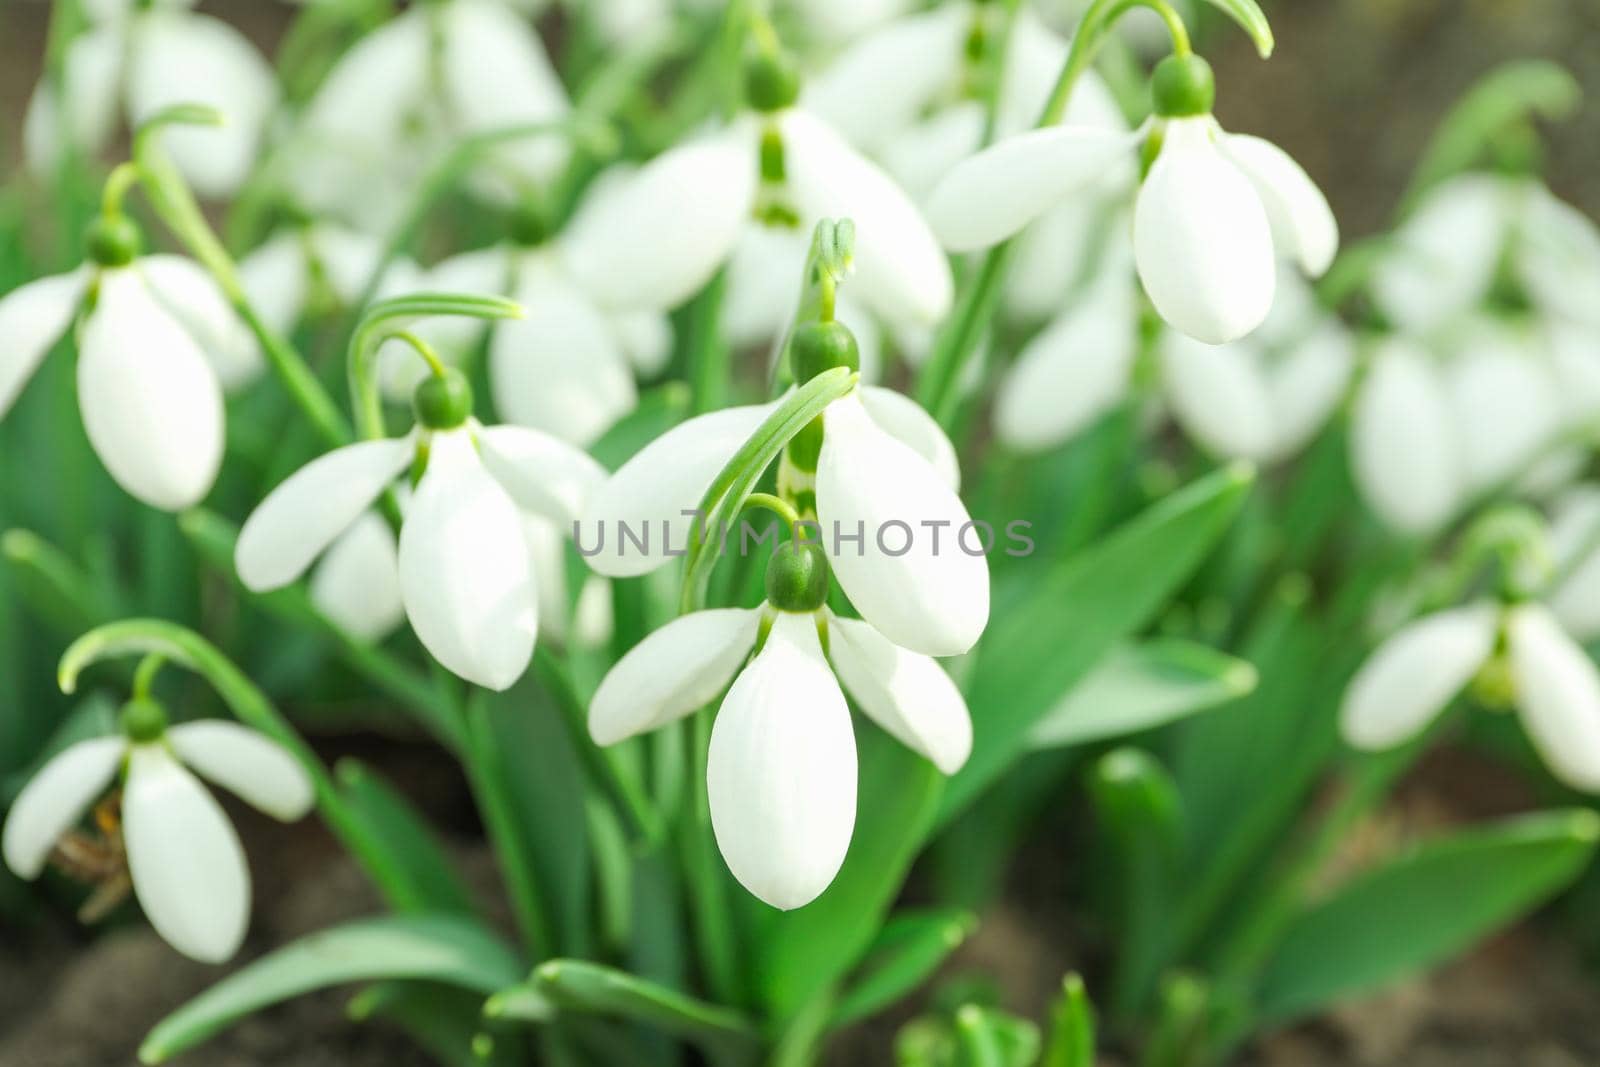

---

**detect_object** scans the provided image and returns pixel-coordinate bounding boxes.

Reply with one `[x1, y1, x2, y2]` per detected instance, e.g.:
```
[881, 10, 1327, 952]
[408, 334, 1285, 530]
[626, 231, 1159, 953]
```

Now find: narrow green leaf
[954, 1005, 1040, 1067]
[1257, 809, 1600, 1023]
[139, 915, 522, 1063]
[528, 959, 759, 1050]
[1028, 639, 1256, 749]
[1040, 975, 1096, 1067]
[1200, 0, 1274, 57]
[831, 909, 979, 1027]
[943, 464, 1254, 821]
[335, 759, 478, 916]
[1, 528, 114, 631]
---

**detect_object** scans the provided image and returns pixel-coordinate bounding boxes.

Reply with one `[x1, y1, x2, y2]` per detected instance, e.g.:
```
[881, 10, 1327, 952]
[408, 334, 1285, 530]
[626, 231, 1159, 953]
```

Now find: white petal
[1518, 185, 1600, 329]
[476, 423, 609, 526]
[0, 270, 86, 418]
[858, 386, 960, 490]
[310, 511, 406, 641]
[1547, 488, 1600, 641]
[996, 272, 1137, 450]
[316, 225, 399, 307]
[399, 430, 537, 690]
[238, 233, 309, 339]
[139, 254, 263, 391]
[302, 12, 428, 150]
[578, 403, 774, 578]
[1372, 174, 1509, 334]
[926, 123, 1136, 251]
[1159, 331, 1275, 461]
[801, 6, 967, 152]
[880, 102, 986, 202]
[783, 109, 953, 326]
[610, 311, 674, 378]
[708, 612, 856, 910]
[77, 269, 225, 511]
[1548, 322, 1600, 430]
[816, 393, 990, 656]
[564, 127, 758, 310]
[1445, 329, 1560, 492]
[826, 613, 971, 774]
[123, 744, 250, 963]
[1508, 604, 1600, 792]
[167, 721, 314, 821]
[1350, 341, 1461, 535]
[721, 225, 807, 351]
[126, 12, 278, 197]
[1135, 118, 1276, 344]
[1003, 197, 1107, 324]
[489, 276, 637, 445]
[590, 608, 762, 744]
[1220, 133, 1338, 277]
[24, 26, 123, 177]
[1262, 318, 1355, 458]
[236, 437, 413, 591]
[1340, 603, 1498, 750]
[3, 737, 124, 880]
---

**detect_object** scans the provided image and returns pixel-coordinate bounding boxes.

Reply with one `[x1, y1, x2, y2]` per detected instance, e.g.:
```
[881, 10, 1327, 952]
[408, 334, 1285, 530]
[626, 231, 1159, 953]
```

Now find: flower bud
[120, 698, 169, 743]
[1151, 54, 1215, 118]
[789, 320, 860, 384]
[85, 215, 142, 268]
[509, 199, 551, 247]
[413, 368, 474, 429]
[766, 541, 831, 613]
[744, 49, 802, 113]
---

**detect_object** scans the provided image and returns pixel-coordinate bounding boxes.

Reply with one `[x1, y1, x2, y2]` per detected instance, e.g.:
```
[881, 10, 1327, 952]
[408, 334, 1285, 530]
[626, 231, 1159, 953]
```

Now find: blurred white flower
[239, 224, 410, 340]
[1342, 600, 1600, 792]
[25, 0, 277, 197]
[2, 711, 313, 963]
[928, 56, 1337, 344]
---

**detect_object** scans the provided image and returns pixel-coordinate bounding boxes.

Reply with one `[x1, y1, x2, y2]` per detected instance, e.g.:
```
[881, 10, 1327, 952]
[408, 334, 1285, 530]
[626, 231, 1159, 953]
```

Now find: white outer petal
[826, 613, 971, 774]
[1134, 118, 1276, 344]
[2, 737, 125, 879]
[859, 386, 961, 490]
[236, 437, 413, 591]
[0, 270, 86, 418]
[1518, 185, 1600, 329]
[611, 310, 674, 378]
[1547, 487, 1600, 641]
[1340, 603, 1498, 750]
[1508, 604, 1600, 792]
[1263, 318, 1356, 459]
[476, 423, 610, 527]
[721, 225, 807, 350]
[816, 393, 990, 656]
[1548, 322, 1600, 430]
[1350, 341, 1461, 535]
[24, 26, 123, 177]
[302, 12, 428, 150]
[590, 608, 762, 744]
[926, 123, 1137, 251]
[167, 721, 314, 821]
[1220, 133, 1338, 277]
[782, 109, 953, 326]
[1159, 331, 1275, 461]
[1445, 330, 1560, 493]
[138, 254, 263, 391]
[564, 127, 758, 310]
[1372, 174, 1509, 334]
[77, 268, 225, 511]
[880, 103, 986, 203]
[123, 744, 250, 963]
[238, 234, 308, 339]
[310, 511, 405, 642]
[399, 430, 537, 690]
[708, 611, 856, 910]
[578, 403, 775, 578]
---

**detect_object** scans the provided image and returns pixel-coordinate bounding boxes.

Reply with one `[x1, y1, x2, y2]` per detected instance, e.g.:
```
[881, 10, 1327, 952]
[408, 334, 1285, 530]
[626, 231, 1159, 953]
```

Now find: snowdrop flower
[2, 699, 313, 962]
[1544, 487, 1600, 643]
[589, 542, 971, 908]
[0, 217, 250, 510]
[562, 45, 952, 332]
[1342, 599, 1600, 792]
[1374, 173, 1600, 335]
[235, 366, 606, 689]
[25, 0, 276, 197]
[928, 53, 1337, 344]
[239, 223, 415, 341]
[286, 0, 569, 227]
[580, 320, 984, 657]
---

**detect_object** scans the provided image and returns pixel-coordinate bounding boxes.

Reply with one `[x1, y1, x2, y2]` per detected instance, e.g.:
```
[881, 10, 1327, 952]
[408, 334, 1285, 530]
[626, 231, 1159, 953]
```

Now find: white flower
[1545, 486, 1600, 643]
[562, 96, 952, 331]
[2, 714, 313, 963]
[25, 0, 277, 197]
[239, 224, 414, 341]
[285, 0, 569, 227]
[578, 382, 983, 657]
[1341, 600, 1600, 792]
[590, 592, 971, 909]
[235, 403, 606, 689]
[0, 256, 239, 510]
[927, 56, 1336, 344]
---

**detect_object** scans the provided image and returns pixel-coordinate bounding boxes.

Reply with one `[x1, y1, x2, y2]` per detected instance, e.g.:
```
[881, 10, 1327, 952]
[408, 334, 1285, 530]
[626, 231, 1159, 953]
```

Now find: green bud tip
[789, 320, 860, 384]
[85, 215, 141, 268]
[1151, 53, 1215, 118]
[765, 542, 830, 612]
[744, 49, 802, 113]
[509, 199, 550, 247]
[413, 367, 474, 429]
[120, 698, 168, 743]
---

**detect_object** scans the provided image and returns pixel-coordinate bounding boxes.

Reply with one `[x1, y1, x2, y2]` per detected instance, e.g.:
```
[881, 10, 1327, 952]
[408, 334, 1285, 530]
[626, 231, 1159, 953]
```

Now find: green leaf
[1256, 809, 1600, 1023]
[335, 759, 478, 916]
[943, 463, 1254, 821]
[1040, 975, 1097, 1067]
[139, 914, 522, 1063]
[1200, 0, 1274, 58]
[831, 909, 979, 1028]
[1028, 639, 1256, 749]
[523, 959, 759, 1052]
[954, 1005, 1040, 1067]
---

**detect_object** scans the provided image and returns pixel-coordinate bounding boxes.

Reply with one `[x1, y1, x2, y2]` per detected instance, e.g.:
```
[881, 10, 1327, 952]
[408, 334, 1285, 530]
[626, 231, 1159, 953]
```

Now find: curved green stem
[130, 653, 165, 701]
[100, 162, 141, 220]
[742, 492, 800, 529]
